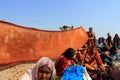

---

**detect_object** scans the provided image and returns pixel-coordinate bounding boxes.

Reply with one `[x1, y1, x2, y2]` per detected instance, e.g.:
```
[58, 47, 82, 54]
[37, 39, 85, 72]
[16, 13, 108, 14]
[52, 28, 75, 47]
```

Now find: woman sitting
[19, 57, 56, 80]
[82, 46, 108, 80]
[104, 46, 119, 66]
[55, 48, 76, 79]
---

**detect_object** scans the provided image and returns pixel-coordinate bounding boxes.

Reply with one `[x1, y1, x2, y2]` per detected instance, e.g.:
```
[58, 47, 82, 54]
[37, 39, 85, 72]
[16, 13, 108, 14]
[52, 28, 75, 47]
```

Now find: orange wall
[0, 20, 88, 68]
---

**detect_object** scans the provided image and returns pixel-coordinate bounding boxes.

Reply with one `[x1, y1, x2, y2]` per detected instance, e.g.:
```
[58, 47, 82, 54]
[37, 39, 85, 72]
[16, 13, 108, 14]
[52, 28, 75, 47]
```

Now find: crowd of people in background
[19, 27, 120, 80]
[97, 33, 120, 50]
[84, 27, 120, 80]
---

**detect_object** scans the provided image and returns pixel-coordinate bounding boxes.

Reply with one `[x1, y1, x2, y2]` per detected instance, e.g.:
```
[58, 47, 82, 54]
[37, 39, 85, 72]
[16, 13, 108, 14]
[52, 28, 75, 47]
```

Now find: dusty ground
[0, 63, 35, 80]
[0, 50, 120, 80]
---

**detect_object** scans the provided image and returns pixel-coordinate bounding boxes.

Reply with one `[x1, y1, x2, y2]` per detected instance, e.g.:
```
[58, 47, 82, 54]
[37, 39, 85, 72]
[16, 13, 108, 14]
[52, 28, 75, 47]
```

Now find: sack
[112, 61, 120, 71]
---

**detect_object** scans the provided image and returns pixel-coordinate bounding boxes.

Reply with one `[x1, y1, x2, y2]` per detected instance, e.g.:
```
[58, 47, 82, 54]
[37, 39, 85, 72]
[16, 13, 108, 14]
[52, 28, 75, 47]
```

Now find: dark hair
[102, 46, 109, 52]
[62, 48, 75, 59]
[110, 46, 117, 54]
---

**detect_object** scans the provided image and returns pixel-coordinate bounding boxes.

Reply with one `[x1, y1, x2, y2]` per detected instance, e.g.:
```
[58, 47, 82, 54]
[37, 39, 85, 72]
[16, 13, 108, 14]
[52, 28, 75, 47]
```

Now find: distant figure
[101, 39, 110, 51]
[106, 33, 112, 48]
[87, 27, 96, 48]
[19, 57, 56, 80]
[113, 34, 120, 49]
[97, 37, 104, 47]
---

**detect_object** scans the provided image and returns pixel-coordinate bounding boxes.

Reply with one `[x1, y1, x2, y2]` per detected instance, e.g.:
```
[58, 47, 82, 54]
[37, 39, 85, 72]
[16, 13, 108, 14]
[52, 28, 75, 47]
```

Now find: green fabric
[56, 76, 61, 80]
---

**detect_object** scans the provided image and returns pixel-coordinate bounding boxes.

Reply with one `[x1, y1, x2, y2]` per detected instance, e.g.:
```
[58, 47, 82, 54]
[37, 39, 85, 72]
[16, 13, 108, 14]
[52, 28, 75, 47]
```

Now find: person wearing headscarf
[19, 57, 56, 80]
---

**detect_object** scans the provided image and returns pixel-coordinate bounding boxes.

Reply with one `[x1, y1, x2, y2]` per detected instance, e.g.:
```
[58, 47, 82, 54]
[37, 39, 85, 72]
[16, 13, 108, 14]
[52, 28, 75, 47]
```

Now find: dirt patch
[0, 63, 35, 80]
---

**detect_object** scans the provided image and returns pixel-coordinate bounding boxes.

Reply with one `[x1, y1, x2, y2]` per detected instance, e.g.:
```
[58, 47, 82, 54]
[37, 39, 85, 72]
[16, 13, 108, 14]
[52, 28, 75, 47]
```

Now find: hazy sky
[0, 0, 120, 39]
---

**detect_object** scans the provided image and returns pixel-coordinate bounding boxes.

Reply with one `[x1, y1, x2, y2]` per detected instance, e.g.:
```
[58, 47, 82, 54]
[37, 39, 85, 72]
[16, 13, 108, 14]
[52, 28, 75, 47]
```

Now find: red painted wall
[0, 20, 88, 69]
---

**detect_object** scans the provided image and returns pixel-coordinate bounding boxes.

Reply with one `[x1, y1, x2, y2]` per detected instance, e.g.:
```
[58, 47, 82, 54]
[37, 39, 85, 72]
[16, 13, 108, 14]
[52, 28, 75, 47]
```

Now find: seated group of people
[19, 45, 120, 80]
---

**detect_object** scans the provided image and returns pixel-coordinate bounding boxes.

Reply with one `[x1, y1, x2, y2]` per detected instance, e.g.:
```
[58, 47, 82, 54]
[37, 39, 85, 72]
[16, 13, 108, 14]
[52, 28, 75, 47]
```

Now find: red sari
[84, 49, 104, 80]
[55, 56, 74, 76]
[85, 49, 103, 70]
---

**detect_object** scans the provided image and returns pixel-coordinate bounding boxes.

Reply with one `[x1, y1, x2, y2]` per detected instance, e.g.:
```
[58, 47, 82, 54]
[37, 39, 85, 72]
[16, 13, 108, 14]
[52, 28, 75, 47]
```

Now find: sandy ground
[0, 63, 35, 80]
[0, 50, 120, 80]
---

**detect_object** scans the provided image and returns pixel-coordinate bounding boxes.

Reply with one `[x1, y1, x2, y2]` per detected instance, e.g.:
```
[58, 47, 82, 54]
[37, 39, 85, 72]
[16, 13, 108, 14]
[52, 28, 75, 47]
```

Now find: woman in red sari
[84, 46, 108, 80]
[55, 48, 76, 78]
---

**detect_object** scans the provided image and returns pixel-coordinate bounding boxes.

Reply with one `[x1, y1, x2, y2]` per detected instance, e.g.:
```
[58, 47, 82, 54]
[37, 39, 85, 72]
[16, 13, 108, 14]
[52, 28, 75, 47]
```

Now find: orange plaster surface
[0, 20, 88, 69]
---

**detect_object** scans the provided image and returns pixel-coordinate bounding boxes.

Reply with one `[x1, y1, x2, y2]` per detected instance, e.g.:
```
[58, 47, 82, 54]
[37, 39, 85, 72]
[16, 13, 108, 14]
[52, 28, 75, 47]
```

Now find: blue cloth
[105, 53, 119, 66]
[61, 66, 85, 80]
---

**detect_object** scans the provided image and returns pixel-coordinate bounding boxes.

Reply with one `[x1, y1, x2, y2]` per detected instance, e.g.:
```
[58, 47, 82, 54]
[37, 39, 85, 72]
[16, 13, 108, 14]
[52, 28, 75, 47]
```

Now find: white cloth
[19, 69, 32, 80]
[83, 67, 92, 80]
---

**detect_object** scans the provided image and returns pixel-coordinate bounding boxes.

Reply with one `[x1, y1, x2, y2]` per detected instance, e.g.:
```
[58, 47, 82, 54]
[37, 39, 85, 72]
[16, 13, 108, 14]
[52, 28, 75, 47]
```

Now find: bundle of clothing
[61, 66, 92, 80]
[112, 61, 120, 71]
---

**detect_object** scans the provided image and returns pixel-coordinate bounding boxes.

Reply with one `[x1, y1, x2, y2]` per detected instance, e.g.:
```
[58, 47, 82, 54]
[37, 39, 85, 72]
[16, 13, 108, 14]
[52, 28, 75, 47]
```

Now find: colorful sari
[55, 56, 74, 76]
